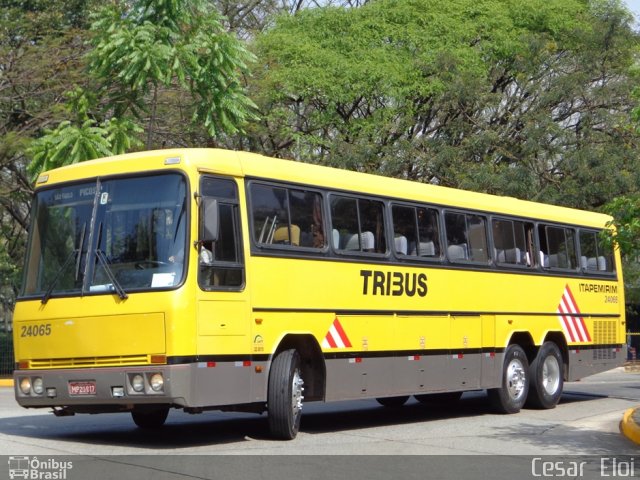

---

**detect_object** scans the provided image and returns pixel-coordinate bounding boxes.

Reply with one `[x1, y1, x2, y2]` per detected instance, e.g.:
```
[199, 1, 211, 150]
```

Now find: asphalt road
[0, 367, 638, 456]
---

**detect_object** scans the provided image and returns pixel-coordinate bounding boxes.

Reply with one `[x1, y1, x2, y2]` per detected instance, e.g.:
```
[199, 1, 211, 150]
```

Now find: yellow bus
[13, 149, 625, 439]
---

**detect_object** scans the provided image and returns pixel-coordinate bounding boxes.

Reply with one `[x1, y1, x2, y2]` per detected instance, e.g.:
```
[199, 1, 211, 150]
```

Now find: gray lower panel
[323, 352, 503, 401]
[567, 345, 626, 381]
[14, 361, 269, 411]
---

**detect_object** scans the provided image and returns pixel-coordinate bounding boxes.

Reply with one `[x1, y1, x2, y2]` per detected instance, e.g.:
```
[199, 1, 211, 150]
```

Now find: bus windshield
[21, 173, 188, 299]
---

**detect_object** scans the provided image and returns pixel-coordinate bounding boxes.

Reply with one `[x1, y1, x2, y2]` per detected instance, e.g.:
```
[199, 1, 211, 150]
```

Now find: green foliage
[88, 0, 257, 145]
[28, 120, 111, 176]
[602, 195, 640, 302]
[27, 88, 143, 178]
[0, 1, 98, 319]
[250, 0, 640, 210]
[603, 195, 640, 258]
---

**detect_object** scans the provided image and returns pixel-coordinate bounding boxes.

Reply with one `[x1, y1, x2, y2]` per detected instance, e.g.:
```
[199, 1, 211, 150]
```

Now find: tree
[0, 1, 97, 321]
[248, 0, 640, 210]
[88, 0, 257, 149]
[28, 0, 258, 175]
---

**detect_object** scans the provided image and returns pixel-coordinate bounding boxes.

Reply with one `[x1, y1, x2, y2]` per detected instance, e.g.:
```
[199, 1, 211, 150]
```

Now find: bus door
[195, 175, 252, 404]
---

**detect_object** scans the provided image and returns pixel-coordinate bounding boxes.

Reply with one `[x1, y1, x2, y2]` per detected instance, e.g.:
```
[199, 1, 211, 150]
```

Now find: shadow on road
[0, 391, 607, 450]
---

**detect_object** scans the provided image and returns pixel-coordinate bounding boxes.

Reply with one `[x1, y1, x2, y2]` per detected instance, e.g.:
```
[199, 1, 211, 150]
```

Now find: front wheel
[488, 344, 529, 414]
[526, 342, 564, 409]
[131, 407, 169, 428]
[268, 349, 304, 440]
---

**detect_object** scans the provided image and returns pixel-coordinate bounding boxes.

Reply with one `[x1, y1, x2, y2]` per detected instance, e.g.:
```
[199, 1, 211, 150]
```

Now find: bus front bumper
[13, 364, 192, 411]
[14, 359, 267, 413]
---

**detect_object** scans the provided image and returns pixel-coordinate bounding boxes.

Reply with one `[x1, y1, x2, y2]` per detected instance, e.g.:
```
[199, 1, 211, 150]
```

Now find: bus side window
[445, 212, 488, 263]
[579, 229, 615, 273]
[539, 225, 577, 270]
[331, 196, 386, 254]
[392, 204, 440, 258]
[251, 183, 325, 249]
[492, 218, 534, 267]
[289, 189, 325, 248]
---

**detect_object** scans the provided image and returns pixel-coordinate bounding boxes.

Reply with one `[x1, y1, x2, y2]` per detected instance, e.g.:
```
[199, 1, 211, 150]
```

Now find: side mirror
[200, 198, 219, 242]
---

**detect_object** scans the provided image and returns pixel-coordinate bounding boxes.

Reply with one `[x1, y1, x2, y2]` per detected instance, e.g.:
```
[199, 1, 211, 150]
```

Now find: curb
[620, 407, 640, 445]
[0, 378, 13, 388]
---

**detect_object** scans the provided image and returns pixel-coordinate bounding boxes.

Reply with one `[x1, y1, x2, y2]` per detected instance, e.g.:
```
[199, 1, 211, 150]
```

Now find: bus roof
[36, 148, 612, 229]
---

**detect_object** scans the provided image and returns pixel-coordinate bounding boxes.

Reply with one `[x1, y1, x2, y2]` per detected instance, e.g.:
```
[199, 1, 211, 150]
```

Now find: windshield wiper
[95, 249, 128, 300]
[41, 249, 78, 304]
[41, 223, 87, 305]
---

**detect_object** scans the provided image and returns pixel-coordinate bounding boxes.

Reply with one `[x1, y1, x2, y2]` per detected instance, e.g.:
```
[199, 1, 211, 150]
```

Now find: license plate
[68, 381, 96, 396]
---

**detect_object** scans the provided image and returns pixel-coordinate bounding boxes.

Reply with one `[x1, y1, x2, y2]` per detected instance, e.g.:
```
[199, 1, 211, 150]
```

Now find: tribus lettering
[360, 270, 428, 297]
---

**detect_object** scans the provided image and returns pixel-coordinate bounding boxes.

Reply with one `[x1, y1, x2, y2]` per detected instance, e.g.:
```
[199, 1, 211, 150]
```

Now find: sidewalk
[621, 407, 640, 445]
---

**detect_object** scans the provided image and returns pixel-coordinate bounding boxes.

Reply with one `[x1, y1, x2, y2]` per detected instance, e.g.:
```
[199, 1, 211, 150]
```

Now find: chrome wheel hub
[542, 355, 561, 395]
[506, 359, 526, 400]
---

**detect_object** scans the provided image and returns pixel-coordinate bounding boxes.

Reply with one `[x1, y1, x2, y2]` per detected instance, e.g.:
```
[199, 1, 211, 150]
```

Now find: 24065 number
[21, 323, 52, 337]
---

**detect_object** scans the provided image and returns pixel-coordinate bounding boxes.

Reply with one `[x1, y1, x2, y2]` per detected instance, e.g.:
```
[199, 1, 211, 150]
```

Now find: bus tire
[488, 344, 529, 414]
[268, 349, 304, 440]
[376, 396, 410, 407]
[131, 407, 169, 428]
[526, 342, 564, 409]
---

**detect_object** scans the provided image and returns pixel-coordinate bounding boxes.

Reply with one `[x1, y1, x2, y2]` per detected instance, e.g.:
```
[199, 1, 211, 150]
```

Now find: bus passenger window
[579, 230, 615, 273]
[289, 189, 325, 248]
[331, 196, 386, 254]
[251, 183, 325, 249]
[392, 204, 440, 258]
[252, 184, 288, 244]
[539, 225, 577, 270]
[492, 218, 534, 267]
[445, 212, 488, 263]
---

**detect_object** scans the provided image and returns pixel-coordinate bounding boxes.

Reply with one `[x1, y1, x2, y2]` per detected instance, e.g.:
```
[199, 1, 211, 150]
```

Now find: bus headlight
[19, 377, 31, 395]
[131, 374, 145, 392]
[32, 377, 44, 395]
[149, 373, 164, 392]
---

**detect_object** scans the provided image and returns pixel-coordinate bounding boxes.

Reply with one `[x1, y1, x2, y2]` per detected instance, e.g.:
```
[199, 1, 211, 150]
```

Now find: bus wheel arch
[271, 334, 326, 403]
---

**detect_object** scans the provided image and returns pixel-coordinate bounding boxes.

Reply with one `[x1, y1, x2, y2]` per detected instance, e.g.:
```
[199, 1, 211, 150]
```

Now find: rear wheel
[488, 344, 529, 414]
[268, 349, 304, 440]
[376, 396, 410, 407]
[131, 407, 169, 428]
[526, 342, 564, 409]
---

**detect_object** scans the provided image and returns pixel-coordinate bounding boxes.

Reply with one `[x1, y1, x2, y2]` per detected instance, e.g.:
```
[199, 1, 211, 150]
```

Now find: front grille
[28, 355, 151, 369]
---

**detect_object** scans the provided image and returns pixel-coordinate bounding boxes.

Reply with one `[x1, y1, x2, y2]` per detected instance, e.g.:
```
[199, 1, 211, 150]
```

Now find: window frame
[537, 224, 579, 272]
[490, 216, 536, 269]
[248, 180, 329, 254]
[390, 202, 443, 262]
[443, 209, 490, 265]
[578, 228, 616, 275]
[329, 193, 389, 257]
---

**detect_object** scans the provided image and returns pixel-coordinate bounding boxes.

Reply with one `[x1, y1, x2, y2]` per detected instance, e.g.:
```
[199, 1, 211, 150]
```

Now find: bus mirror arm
[201, 198, 219, 243]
